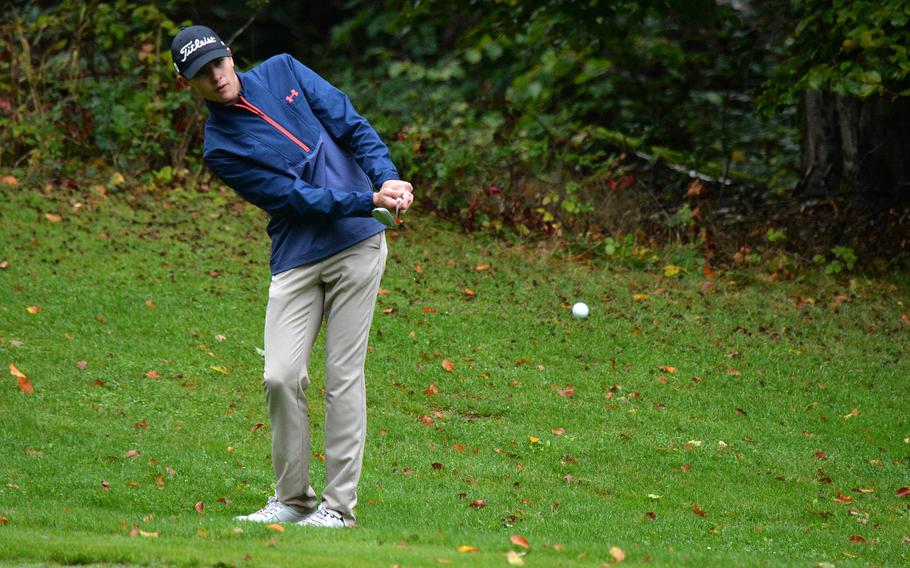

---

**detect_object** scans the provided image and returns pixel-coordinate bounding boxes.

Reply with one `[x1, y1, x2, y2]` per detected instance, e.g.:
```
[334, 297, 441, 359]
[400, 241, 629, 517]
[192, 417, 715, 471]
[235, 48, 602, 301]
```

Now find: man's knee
[263, 364, 309, 394]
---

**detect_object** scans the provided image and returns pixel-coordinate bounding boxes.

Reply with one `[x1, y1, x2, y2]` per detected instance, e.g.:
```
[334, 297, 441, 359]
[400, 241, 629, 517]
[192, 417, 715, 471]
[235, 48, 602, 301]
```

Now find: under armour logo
[285, 89, 299, 103]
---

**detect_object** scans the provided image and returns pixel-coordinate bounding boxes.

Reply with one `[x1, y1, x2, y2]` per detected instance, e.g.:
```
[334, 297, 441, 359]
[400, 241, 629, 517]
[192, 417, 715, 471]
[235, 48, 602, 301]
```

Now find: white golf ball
[572, 302, 589, 319]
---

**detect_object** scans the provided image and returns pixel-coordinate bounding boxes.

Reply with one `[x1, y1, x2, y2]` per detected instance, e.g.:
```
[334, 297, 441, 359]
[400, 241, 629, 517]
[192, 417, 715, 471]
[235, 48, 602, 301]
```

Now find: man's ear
[176, 75, 191, 89]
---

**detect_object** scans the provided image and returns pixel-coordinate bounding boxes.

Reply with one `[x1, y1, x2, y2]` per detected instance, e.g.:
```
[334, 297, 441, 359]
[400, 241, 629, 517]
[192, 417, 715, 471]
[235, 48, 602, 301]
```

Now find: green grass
[1, 182, 909, 567]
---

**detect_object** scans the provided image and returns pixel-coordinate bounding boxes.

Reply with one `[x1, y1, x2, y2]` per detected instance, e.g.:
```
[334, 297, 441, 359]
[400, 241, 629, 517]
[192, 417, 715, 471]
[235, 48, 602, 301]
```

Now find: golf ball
[572, 302, 589, 319]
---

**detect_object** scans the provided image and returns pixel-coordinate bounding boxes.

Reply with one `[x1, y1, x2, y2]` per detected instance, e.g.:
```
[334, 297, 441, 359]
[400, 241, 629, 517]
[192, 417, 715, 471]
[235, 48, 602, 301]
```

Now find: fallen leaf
[441, 359, 455, 372]
[510, 534, 530, 550]
[646, 512, 657, 520]
[210, 365, 228, 374]
[251, 422, 264, 432]
[692, 503, 707, 517]
[101, 480, 110, 491]
[26, 305, 40, 314]
[610, 546, 626, 562]
[134, 419, 148, 430]
[382, 307, 395, 314]
[377, 288, 390, 296]
[506, 550, 525, 566]
[663, 265, 681, 277]
[474, 263, 490, 271]
[528, 436, 541, 443]
[647, 494, 661, 500]
[194, 501, 204, 513]
[217, 497, 232, 504]
[727, 368, 741, 377]
[897, 487, 910, 497]
[139, 530, 159, 538]
[124, 449, 140, 458]
[154, 475, 165, 488]
[95, 314, 108, 324]
[551, 428, 566, 436]
[422, 307, 437, 313]
[9, 363, 26, 378]
[1, 175, 18, 187]
[424, 383, 439, 396]
[146, 370, 159, 379]
[843, 408, 859, 419]
[144, 299, 156, 309]
[0, 516, 7, 525]
[835, 492, 853, 504]
[464, 288, 476, 297]
[681, 464, 691, 472]
[126, 481, 140, 488]
[702, 266, 718, 279]
[470, 499, 486, 509]
[453, 443, 466, 452]
[557, 385, 575, 397]
[45, 213, 62, 222]
[197, 528, 208, 538]
[432, 462, 444, 470]
[658, 365, 677, 374]
[266, 524, 285, 532]
[76, 360, 88, 369]
[419, 415, 434, 426]
[457, 545, 479, 553]
[815, 450, 828, 460]
[633, 294, 650, 302]
[313, 453, 325, 462]
[901, 314, 910, 326]
[849, 534, 866, 543]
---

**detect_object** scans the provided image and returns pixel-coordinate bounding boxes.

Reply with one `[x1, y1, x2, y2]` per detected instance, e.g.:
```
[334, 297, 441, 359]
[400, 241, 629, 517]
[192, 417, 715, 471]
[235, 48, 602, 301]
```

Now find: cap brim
[181, 48, 232, 78]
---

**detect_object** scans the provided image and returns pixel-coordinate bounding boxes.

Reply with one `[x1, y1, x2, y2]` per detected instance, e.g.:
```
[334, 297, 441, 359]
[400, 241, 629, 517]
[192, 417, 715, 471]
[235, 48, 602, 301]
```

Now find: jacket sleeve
[287, 55, 400, 189]
[205, 147, 374, 222]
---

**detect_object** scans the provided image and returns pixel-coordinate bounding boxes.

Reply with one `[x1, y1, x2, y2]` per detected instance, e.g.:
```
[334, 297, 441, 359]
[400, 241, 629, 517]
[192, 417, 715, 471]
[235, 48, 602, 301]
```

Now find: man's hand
[374, 180, 414, 211]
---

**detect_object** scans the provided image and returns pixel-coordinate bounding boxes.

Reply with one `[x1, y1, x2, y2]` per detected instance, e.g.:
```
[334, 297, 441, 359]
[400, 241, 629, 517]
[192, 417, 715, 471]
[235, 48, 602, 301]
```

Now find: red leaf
[692, 503, 707, 517]
[510, 534, 530, 550]
[897, 487, 910, 497]
[441, 359, 455, 372]
[145, 370, 159, 379]
[194, 501, 204, 513]
[17, 376, 34, 394]
[849, 534, 866, 543]
[646, 511, 657, 520]
[424, 383, 439, 396]
[469, 499, 486, 509]
[464, 288, 476, 297]
[453, 444, 466, 452]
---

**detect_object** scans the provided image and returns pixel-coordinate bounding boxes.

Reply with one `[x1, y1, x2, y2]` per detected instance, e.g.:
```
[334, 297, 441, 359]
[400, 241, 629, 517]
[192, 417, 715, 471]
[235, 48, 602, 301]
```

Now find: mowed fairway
[1, 185, 909, 567]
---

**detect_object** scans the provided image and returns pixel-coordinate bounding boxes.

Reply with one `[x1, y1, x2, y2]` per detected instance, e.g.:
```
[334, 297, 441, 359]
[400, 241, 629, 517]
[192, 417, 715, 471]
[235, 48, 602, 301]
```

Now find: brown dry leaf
[474, 263, 490, 271]
[849, 535, 866, 543]
[155, 475, 165, 488]
[422, 307, 437, 313]
[441, 359, 455, 372]
[9, 363, 26, 379]
[452, 443, 466, 452]
[457, 545, 479, 553]
[557, 385, 575, 398]
[382, 307, 395, 314]
[0, 515, 7, 525]
[0, 261, 8, 270]
[194, 501, 205, 513]
[377, 288, 390, 296]
[681, 464, 691, 472]
[1, 175, 18, 187]
[95, 314, 108, 324]
[124, 449, 140, 459]
[658, 366, 677, 374]
[251, 423, 264, 432]
[900, 314, 910, 326]
[313, 453, 325, 462]
[727, 368, 742, 377]
[686, 179, 704, 198]
[702, 266, 718, 279]
[415, 263, 424, 275]
[126, 481, 140, 488]
[26, 305, 40, 314]
[470, 499, 486, 509]
[76, 360, 88, 369]
[45, 213, 62, 222]
[815, 450, 828, 460]
[692, 503, 707, 517]
[432, 462, 444, 470]
[551, 428, 566, 436]
[646, 512, 657, 520]
[266, 523, 285, 532]
[101, 480, 110, 491]
[145, 299, 156, 309]
[511, 534, 530, 550]
[419, 415, 434, 426]
[134, 419, 148, 430]
[464, 288, 476, 297]
[217, 497, 232, 504]
[835, 492, 853, 504]
[609, 546, 626, 562]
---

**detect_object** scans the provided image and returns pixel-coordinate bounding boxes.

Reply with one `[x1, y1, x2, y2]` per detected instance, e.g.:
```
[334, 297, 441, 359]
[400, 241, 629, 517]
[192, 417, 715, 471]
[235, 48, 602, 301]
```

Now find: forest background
[2, 0, 909, 271]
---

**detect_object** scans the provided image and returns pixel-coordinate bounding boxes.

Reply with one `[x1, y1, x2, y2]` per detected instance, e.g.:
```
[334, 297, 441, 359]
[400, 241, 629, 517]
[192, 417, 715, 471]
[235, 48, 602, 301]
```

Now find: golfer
[171, 25, 413, 528]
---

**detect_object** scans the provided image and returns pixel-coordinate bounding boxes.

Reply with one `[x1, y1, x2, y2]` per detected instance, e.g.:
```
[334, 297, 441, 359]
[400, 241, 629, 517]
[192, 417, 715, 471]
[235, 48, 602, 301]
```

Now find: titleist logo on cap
[180, 36, 219, 62]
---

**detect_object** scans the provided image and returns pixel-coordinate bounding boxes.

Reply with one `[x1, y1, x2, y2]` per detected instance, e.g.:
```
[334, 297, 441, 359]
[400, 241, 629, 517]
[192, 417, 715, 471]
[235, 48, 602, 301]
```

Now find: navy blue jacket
[203, 54, 399, 274]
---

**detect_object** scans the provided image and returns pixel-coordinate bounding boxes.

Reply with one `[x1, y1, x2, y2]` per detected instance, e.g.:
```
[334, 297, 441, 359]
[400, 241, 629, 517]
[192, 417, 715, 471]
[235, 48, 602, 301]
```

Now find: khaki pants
[262, 233, 387, 526]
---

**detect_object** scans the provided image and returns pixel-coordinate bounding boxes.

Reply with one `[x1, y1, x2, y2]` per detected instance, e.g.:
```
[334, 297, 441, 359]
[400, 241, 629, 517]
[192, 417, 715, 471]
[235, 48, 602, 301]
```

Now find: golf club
[371, 197, 404, 228]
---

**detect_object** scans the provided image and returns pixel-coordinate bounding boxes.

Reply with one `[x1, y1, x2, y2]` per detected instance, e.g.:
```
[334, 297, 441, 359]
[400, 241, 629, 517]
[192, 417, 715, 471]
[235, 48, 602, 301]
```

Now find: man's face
[180, 56, 241, 104]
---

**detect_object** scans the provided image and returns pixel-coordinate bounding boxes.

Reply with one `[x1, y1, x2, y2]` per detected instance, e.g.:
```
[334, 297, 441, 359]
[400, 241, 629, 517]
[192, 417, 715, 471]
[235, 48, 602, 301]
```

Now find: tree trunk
[800, 91, 910, 200]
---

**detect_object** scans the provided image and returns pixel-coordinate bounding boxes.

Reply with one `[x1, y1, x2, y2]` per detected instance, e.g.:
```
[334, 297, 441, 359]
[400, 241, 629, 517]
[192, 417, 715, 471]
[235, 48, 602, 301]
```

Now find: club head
[371, 207, 396, 228]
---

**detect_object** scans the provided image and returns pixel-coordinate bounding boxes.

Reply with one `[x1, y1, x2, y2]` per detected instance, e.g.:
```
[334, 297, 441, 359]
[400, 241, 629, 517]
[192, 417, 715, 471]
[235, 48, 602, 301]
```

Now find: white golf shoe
[297, 504, 346, 528]
[234, 496, 311, 523]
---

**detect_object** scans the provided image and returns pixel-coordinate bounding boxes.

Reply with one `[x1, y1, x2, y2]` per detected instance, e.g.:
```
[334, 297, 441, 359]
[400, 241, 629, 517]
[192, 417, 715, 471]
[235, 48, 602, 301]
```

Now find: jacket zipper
[235, 95, 311, 153]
